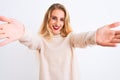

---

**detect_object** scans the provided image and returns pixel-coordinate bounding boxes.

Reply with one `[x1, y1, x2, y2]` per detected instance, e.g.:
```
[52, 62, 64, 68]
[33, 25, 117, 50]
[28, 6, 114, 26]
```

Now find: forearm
[19, 29, 41, 50]
[70, 31, 96, 48]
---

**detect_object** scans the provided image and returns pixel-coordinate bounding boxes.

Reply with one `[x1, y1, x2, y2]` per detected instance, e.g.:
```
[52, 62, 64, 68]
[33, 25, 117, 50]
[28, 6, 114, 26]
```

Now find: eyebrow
[51, 15, 65, 19]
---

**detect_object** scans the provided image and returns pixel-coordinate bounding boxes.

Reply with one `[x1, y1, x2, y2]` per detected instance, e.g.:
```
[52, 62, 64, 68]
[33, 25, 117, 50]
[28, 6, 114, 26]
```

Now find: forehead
[51, 9, 65, 17]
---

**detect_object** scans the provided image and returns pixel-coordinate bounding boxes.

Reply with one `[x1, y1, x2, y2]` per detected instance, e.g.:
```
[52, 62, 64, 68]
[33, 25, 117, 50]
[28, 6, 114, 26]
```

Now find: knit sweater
[19, 30, 96, 80]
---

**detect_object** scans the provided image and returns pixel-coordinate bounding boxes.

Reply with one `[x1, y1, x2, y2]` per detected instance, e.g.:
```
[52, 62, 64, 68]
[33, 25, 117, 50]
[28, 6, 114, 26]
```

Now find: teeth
[53, 26, 59, 30]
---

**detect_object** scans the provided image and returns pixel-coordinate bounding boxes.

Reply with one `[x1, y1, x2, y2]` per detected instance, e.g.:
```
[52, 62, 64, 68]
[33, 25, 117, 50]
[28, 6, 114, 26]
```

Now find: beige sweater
[19, 31, 96, 80]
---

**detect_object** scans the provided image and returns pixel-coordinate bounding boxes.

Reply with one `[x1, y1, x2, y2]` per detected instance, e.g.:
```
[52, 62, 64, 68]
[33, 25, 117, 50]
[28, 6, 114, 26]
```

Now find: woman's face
[48, 9, 65, 35]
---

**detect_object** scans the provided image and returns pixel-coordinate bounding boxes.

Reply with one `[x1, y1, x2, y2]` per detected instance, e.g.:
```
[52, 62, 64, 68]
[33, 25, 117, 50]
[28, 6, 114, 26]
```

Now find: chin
[53, 31, 60, 35]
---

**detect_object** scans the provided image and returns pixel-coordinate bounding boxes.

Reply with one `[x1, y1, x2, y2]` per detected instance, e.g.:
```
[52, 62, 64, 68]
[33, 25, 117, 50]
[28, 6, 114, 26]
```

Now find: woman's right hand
[0, 16, 25, 47]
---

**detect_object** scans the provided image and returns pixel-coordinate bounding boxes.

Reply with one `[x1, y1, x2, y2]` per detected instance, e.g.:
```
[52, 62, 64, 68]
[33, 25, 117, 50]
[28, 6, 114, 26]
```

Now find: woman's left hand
[96, 22, 120, 47]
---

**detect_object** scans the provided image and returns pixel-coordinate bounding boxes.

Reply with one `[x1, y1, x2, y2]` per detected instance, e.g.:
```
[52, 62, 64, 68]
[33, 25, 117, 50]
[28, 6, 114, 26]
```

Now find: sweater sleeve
[70, 31, 96, 48]
[19, 29, 42, 50]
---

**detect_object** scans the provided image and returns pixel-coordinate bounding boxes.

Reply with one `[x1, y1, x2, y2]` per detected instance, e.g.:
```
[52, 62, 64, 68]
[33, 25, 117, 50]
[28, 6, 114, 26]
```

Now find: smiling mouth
[53, 26, 60, 30]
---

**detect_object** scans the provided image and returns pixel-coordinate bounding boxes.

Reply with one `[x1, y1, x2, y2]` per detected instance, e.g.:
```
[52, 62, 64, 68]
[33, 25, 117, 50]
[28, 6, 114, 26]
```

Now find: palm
[0, 16, 24, 46]
[96, 22, 120, 47]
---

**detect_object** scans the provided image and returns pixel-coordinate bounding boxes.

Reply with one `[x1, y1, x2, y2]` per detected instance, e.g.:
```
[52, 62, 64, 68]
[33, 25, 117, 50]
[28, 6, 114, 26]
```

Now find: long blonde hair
[39, 3, 72, 39]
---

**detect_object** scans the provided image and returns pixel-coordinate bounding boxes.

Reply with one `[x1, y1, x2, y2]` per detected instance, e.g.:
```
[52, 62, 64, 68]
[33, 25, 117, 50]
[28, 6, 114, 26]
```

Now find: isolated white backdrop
[0, 0, 120, 80]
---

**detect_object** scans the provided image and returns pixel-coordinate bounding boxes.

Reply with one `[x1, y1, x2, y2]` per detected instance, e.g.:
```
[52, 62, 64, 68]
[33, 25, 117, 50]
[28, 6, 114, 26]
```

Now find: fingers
[0, 39, 10, 47]
[0, 27, 3, 30]
[111, 39, 120, 43]
[0, 16, 13, 23]
[115, 30, 120, 35]
[112, 33, 120, 43]
[0, 34, 7, 39]
[115, 34, 120, 39]
[0, 29, 5, 34]
[114, 31, 120, 40]
[0, 28, 5, 36]
[0, 29, 7, 39]
[107, 22, 120, 28]
[103, 43, 116, 47]
[0, 23, 4, 29]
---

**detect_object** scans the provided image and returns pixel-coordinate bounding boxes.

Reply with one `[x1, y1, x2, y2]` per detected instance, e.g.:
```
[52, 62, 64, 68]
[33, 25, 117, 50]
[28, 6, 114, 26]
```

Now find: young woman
[0, 3, 120, 80]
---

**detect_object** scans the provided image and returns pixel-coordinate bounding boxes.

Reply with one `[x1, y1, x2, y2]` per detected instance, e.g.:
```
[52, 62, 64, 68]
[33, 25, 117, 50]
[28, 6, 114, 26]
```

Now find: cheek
[48, 21, 53, 28]
[49, 20, 55, 26]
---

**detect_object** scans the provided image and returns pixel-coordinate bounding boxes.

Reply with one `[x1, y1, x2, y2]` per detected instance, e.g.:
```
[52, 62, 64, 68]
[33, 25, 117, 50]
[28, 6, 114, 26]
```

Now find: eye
[60, 18, 64, 22]
[51, 16, 57, 20]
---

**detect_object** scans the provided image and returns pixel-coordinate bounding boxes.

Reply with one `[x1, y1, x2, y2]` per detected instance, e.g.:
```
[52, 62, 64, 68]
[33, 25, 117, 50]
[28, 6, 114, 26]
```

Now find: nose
[56, 20, 60, 26]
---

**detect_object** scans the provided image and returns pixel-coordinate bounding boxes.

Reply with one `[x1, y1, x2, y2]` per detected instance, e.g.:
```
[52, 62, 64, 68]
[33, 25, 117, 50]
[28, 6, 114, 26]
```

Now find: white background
[0, 0, 120, 80]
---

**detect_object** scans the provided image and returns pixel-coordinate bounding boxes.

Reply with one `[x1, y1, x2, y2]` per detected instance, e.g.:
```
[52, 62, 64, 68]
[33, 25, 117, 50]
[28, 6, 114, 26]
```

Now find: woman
[0, 3, 120, 80]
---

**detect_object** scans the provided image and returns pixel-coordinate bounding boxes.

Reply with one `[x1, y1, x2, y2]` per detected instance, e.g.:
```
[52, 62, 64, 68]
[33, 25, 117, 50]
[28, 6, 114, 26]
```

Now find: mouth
[53, 25, 60, 30]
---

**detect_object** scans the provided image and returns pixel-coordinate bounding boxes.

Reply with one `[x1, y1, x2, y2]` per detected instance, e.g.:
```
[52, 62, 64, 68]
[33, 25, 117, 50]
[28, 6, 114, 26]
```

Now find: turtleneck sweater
[19, 30, 96, 80]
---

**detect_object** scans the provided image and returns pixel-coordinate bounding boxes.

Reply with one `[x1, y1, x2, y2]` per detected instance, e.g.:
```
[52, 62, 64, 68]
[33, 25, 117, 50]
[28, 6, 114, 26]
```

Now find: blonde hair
[39, 3, 72, 39]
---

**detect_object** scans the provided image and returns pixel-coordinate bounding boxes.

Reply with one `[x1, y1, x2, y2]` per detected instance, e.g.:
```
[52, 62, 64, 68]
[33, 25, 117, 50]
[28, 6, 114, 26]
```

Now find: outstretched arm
[0, 16, 25, 47]
[96, 22, 120, 47]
